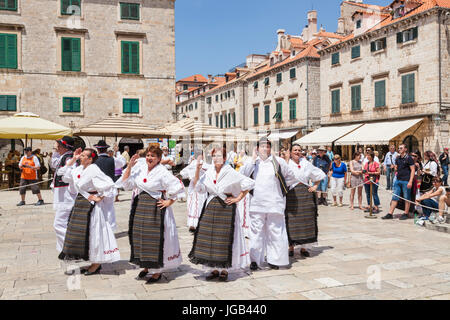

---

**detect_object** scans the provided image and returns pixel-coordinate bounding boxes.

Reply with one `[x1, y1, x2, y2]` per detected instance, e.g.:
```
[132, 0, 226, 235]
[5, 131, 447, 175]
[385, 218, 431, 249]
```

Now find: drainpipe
[306, 58, 309, 132]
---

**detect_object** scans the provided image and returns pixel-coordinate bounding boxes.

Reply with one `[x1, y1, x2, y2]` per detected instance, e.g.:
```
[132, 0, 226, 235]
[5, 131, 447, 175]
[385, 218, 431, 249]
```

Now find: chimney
[277, 29, 285, 50]
[337, 18, 345, 34]
[307, 10, 318, 36]
[208, 74, 212, 82]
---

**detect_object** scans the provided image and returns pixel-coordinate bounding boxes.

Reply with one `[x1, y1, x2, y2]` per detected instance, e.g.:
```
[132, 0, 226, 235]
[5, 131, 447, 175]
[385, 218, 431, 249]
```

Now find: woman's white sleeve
[162, 171, 186, 200]
[61, 164, 76, 184]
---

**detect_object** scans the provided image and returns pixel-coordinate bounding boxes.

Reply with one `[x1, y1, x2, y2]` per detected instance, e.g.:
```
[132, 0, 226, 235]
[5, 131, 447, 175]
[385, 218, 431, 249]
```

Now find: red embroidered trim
[240, 252, 249, 257]
[167, 250, 181, 261]
[104, 248, 119, 255]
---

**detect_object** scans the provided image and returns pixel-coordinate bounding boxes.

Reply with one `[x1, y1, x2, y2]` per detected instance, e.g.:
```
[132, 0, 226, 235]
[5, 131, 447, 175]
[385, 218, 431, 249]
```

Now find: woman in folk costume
[283, 144, 325, 258]
[188, 147, 255, 282]
[59, 148, 120, 276]
[179, 153, 210, 233]
[119, 146, 185, 284]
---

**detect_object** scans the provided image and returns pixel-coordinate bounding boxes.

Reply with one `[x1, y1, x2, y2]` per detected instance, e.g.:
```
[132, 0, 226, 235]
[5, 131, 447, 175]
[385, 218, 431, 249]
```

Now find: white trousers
[249, 211, 289, 267]
[54, 209, 72, 252]
[330, 177, 345, 197]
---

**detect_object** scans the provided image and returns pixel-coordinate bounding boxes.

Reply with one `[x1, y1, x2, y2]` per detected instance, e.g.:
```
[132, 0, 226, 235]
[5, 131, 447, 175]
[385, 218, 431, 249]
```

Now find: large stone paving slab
[1, 184, 450, 300]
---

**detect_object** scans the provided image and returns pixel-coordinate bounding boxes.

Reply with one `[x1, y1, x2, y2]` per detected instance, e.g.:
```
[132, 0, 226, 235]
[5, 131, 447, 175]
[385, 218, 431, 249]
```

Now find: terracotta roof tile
[343, 1, 385, 9]
[177, 74, 208, 83]
[313, 31, 346, 39]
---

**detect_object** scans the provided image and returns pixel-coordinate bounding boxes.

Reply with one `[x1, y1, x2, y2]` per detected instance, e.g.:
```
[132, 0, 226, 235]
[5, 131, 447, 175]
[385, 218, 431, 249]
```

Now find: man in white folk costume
[283, 144, 325, 257]
[59, 148, 120, 275]
[180, 151, 210, 233]
[50, 136, 77, 254]
[118, 146, 186, 284]
[188, 147, 255, 281]
[240, 137, 300, 270]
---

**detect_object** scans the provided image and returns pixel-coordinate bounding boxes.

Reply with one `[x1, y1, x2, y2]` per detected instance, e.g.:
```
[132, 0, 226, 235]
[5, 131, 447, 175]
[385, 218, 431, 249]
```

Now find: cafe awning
[293, 124, 363, 147]
[268, 129, 299, 141]
[74, 116, 169, 138]
[334, 118, 424, 146]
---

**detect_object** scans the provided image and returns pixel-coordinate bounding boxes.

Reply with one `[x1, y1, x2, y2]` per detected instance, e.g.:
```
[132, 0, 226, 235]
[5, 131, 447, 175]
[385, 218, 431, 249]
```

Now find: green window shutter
[370, 41, 376, 52]
[351, 85, 361, 110]
[220, 114, 223, 128]
[412, 26, 418, 40]
[402, 74, 415, 103]
[63, 97, 70, 112]
[264, 77, 269, 86]
[0, 95, 6, 111]
[121, 41, 129, 73]
[215, 95, 218, 102]
[130, 42, 139, 74]
[61, 0, 70, 14]
[62, 38, 72, 71]
[382, 38, 387, 49]
[276, 73, 282, 83]
[264, 105, 269, 123]
[254, 107, 258, 125]
[7, 95, 16, 111]
[276, 102, 282, 122]
[397, 32, 403, 44]
[408, 74, 415, 103]
[1, 0, 17, 11]
[131, 99, 139, 113]
[332, 52, 339, 65]
[232, 112, 236, 127]
[72, 98, 80, 112]
[351, 46, 360, 59]
[253, 81, 258, 89]
[290, 68, 296, 79]
[123, 99, 130, 113]
[208, 117, 212, 126]
[289, 99, 296, 119]
[215, 115, 218, 127]
[121, 41, 139, 74]
[375, 80, 386, 107]
[71, 38, 81, 71]
[332, 89, 340, 113]
[0, 34, 5, 67]
[121, 3, 140, 20]
[5, 34, 17, 69]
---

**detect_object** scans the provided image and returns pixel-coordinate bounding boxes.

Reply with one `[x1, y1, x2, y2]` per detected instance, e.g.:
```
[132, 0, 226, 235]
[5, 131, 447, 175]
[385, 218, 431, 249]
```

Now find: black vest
[250, 157, 288, 197]
[95, 154, 115, 180]
[54, 152, 73, 188]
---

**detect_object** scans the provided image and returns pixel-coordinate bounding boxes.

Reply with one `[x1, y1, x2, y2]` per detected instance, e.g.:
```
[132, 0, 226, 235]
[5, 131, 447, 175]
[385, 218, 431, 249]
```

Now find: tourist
[383, 145, 398, 191]
[362, 147, 379, 165]
[119, 146, 185, 284]
[240, 137, 299, 271]
[328, 154, 347, 207]
[438, 187, 450, 219]
[439, 147, 449, 186]
[313, 146, 331, 206]
[363, 152, 381, 213]
[382, 144, 415, 220]
[50, 136, 76, 253]
[283, 144, 325, 258]
[122, 145, 131, 165]
[189, 148, 254, 281]
[416, 177, 446, 223]
[59, 148, 120, 275]
[17, 147, 44, 206]
[233, 149, 249, 172]
[326, 146, 334, 161]
[161, 146, 176, 172]
[420, 150, 440, 193]
[349, 152, 364, 210]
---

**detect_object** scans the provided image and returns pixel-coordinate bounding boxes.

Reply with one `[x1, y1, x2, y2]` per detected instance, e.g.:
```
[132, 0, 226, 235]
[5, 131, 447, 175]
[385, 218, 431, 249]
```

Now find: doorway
[119, 138, 144, 157]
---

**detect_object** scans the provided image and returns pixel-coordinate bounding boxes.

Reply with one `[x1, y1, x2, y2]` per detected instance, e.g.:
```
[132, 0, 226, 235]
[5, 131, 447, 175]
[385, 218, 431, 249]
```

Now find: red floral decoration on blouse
[213, 180, 216, 184]
[77, 175, 81, 179]
[143, 178, 147, 183]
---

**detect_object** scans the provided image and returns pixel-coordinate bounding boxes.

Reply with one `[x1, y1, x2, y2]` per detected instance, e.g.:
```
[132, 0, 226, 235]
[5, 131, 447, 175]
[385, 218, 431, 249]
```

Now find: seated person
[416, 177, 446, 223]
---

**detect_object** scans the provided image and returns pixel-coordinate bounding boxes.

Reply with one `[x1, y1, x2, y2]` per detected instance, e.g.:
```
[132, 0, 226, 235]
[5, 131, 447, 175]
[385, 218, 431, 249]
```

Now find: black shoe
[189, 227, 196, 233]
[138, 270, 148, 279]
[218, 271, 228, 282]
[205, 271, 220, 281]
[268, 263, 279, 270]
[399, 214, 409, 220]
[16, 201, 25, 206]
[317, 198, 323, 205]
[300, 250, 310, 257]
[322, 199, 328, 206]
[289, 250, 294, 257]
[382, 213, 393, 220]
[84, 265, 102, 276]
[250, 262, 258, 271]
[35, 200, 44, 206]
[146, 273, 162, 284]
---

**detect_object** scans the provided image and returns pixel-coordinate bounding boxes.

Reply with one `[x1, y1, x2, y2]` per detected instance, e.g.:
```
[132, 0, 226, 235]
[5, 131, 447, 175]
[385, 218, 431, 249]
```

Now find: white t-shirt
[162, 154, 175, 170]
[362, 156, 379, 165]
[423, 160, 438, 177]
[431, 186, 446, 203]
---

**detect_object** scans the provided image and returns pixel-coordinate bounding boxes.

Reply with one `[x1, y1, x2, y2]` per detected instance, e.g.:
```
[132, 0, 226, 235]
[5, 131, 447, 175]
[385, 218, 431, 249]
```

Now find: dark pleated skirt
[129, 192, 166, 269]
[59, 194, 94, 261]
[285, 184, 318, 246]
[188, 197, 236, 269]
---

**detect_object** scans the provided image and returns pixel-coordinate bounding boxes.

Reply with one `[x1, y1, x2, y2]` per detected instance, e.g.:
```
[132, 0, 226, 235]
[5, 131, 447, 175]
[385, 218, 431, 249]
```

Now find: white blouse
[195, 164, 255, 206]
[423, 160, 438, 177]
[119, 163, 185, 200]
[288, 158, 326, 189]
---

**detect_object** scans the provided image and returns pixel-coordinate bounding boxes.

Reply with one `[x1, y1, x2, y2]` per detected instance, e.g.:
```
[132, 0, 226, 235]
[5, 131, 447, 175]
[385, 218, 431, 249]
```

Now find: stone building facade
[319, 0, 450, 157]
[0, 0, 175, 150]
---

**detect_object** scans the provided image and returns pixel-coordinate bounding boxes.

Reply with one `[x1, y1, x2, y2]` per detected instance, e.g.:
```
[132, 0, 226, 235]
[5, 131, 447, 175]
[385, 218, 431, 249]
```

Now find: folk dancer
[59, 148, 120, 275]
[119, 146, 185, 284]
[50, 136, 76, 253]
[283, 144, 325, 258]
[180, 155, 210, 233]
[188, 147, 255, 281]
[240, 138, 299, 270]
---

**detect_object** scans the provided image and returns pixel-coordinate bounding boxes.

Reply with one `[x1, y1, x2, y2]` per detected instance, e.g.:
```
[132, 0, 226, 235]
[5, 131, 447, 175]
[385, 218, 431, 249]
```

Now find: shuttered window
[397, 27, 418, 44]
[264, 105, 270, 124]
[0, 0, 17, 11]
[331, 52, 339, 65]
[232, 112, 236, 127]
[208, 116, 212, 126]
[0, 95, 16, 111]
[61, 0, 81, 16]
[121, 41, 139, 74]
[220, 114, 223, 128]
[63, 97, 81, 112]
[275, 102, 282, 122]
[264, 77, 269, 86]
[123, 98, 139, 113]
[401, 74, 415, 104]
[290, 68, 296, 79]
[215, 115, 218, 127]
[351, 85, 361, 110]
[351, 46, 360, 59]
[289, 99, 296, 120]
[374, 80, 386, 107]
[331, 89, 340, 113]
[120, 2, 140, 20]
[253, 107, 258, 125]
[0, 33, 17, 69]
[253, 81, 258, 89]
[276, 73, 282, 83]
[371, 38, 386, 52]
[61, 37, 81, 71]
